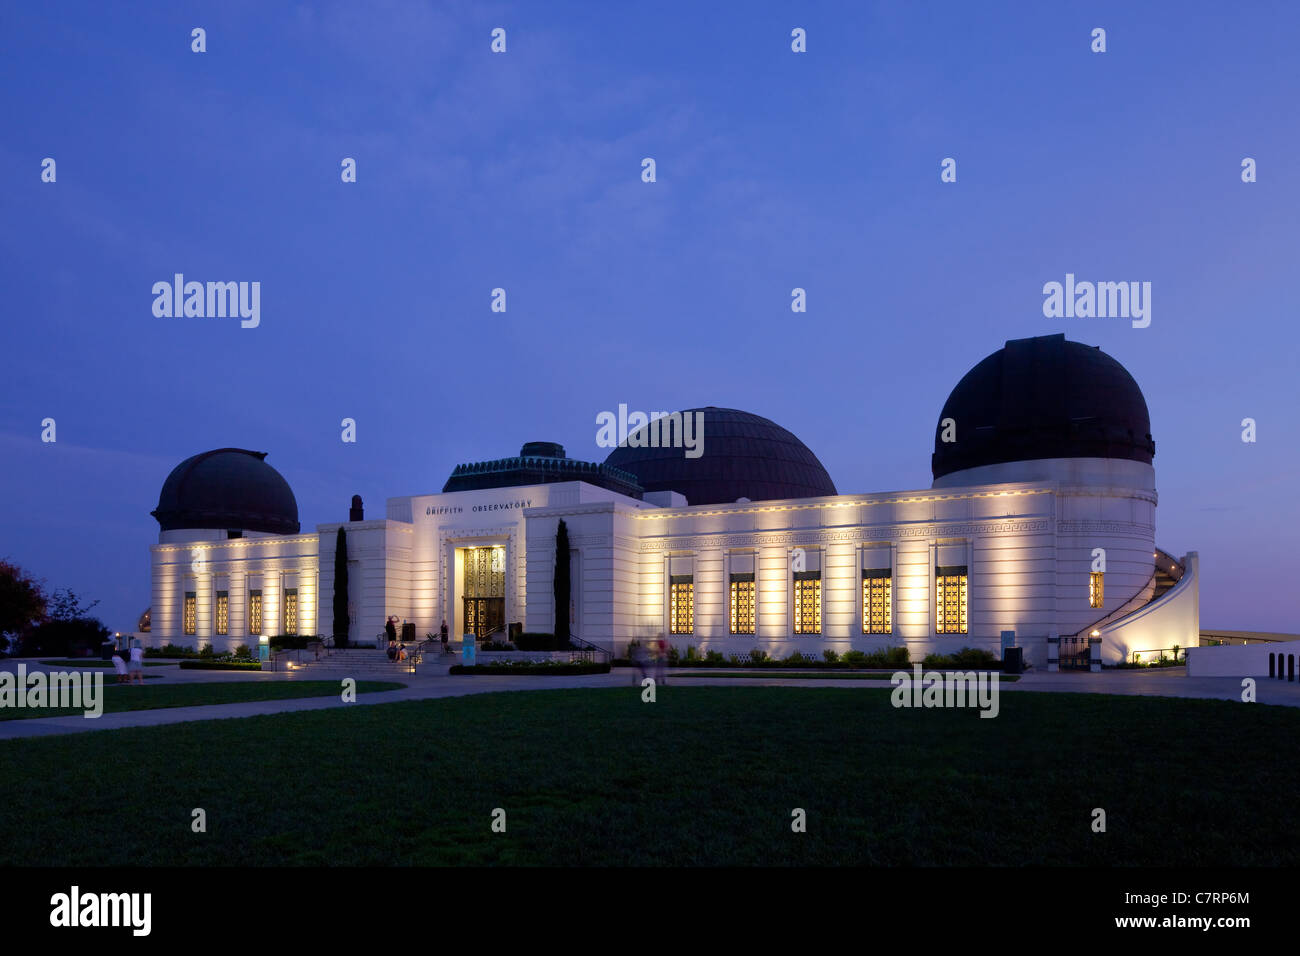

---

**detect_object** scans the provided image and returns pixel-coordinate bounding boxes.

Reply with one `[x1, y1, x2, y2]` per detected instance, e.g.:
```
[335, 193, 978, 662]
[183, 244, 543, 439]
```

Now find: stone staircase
[1152, 548, 1185, 601]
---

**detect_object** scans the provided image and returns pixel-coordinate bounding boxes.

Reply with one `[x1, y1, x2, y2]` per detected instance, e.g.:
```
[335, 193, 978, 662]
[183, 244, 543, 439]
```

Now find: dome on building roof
[442, 443, 643, 497]
[603, 407, 837, 506]
[931, 334, 1154, 483]
[151, 448, 300, 535]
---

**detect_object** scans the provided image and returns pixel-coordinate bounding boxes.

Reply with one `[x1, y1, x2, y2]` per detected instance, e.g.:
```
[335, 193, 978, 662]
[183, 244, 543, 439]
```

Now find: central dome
[152, 448, 300, 535]
[931, 334, 1154, 483]
[604, 407, 836, 505]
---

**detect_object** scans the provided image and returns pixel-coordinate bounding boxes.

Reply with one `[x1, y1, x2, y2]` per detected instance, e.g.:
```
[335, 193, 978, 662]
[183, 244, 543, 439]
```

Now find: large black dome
[604, 407, 837, 505]
[152, 448, 300, 535]
[931, 334, 1155, 482]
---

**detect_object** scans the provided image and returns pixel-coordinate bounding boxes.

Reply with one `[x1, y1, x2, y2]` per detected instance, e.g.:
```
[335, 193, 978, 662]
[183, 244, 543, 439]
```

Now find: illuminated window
[247, 589, 262, 635]
[935, 566, 968, 635]
[215, 590, 229, 636]
[729, 573, 755, 635]
[1089, 571, 1104, 608]
[862, 569, 892, 635]
[183, 592, 197, 635]
[283, 588, 298, 635]
[670, 575, 694, 635]
[793, 571, 821, 635]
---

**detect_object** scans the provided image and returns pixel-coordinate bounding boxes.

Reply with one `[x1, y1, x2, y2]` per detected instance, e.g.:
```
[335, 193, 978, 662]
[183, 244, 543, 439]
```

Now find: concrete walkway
[1, 658, 1296, 740]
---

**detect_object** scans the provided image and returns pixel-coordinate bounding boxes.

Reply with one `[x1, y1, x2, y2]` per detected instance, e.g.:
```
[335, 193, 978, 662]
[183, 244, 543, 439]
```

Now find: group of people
[110, 641, 145, 684]
[631, 638, 670, 685]
[385, 617, 452, 662]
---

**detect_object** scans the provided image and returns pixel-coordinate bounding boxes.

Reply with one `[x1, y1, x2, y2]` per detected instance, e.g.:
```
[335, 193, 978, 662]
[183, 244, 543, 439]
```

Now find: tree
[553, 519, 570, 643]
[0, 560, 48, 653]
[25, 617, 110, 657]
[333, 527, 350, 648]
[21, 585, 106, 656]
[46, 588, 99, 621]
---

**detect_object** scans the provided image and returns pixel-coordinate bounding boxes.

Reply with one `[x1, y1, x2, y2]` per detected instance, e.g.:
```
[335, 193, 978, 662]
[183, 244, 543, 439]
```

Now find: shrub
[884, 646, 910, 666]
[667, 645, 680, 665]
[515, 632, 567, 651]
[450, 661, 610, 676]
[705, 650, 726, 665]
[842, 650, 868, 666]
[480, 640, 516, 652]
[822, 649, 839, 663]
[145, 644, 200, 659]
[727, 653, 743, 666]
[785, 651, 809, 665]
[923, 647, 998, 669]
[749, 648, 768, 663]
[269, 634, 318, 651]
[198, 643, 216, 658]
[233, 644, 251, 659]
[684, 645, 699, 661]
[179, 660, 262, 671]
[952, 647, 998, 668]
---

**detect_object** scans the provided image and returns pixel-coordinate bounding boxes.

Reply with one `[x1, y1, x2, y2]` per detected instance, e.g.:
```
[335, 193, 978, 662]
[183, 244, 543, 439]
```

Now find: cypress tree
[553, 519, 570, 644]
[333, 527, 349, 647]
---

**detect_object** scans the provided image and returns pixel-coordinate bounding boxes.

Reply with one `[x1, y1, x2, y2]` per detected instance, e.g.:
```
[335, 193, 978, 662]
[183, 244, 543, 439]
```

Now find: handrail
[1155, 547, 1185, 582]
[567, 635, 611, 664]
[1075, 568, 1158, 639]
[1073, 549, 1189, 640]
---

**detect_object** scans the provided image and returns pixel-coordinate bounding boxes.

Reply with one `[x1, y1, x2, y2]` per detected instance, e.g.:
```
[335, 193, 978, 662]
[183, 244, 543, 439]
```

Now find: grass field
[0, 680, 405, 721]
[0, 686, 1297, 866]
[669, 671, 1020, 681]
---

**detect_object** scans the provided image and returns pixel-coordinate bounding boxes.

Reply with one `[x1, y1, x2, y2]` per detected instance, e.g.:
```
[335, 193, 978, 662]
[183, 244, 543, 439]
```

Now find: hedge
[450, 661, 609, 676]
[178, 660, 264, 671]
[513, 632, 570, 651]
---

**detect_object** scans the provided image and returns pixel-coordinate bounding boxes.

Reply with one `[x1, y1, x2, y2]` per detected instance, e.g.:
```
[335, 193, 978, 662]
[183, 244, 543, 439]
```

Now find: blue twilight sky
[1, 1, 1297, 633]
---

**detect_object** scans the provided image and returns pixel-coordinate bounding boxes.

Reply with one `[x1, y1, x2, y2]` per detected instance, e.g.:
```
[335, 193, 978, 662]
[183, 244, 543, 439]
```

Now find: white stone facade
[145, 456, 1199, 668]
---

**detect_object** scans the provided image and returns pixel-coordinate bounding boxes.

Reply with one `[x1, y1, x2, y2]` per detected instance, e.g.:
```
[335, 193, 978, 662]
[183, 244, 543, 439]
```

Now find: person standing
[385, 616, 397, 646]
[111, 650, 128, 684]
[128, 641, 145, 685]
[439, 619, 449, 654]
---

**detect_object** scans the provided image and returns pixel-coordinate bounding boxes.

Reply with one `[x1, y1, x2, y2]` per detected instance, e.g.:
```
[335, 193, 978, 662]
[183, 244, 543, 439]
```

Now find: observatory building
[144, 334, 1198, 668]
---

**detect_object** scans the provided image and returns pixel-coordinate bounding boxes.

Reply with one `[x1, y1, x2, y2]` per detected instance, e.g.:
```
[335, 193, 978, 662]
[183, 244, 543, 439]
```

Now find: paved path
[0, 658, 1295, 740]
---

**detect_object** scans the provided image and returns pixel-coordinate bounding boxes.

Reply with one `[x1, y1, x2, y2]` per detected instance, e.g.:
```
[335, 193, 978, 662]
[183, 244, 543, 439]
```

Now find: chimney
[349, 494, 364, 522]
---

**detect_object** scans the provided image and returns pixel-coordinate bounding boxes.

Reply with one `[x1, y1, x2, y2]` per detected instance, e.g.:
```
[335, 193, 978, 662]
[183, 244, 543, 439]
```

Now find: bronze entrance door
[462, 546, 506, 639]
[463, 597, 505, 639]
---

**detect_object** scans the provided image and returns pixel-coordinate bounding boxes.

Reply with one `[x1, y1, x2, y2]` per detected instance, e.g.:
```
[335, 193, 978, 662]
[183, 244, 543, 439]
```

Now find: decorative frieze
[638, 519, 1053, 553]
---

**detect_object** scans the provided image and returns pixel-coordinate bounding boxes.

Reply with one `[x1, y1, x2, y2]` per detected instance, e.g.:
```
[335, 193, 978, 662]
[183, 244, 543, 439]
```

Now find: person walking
[111, 650, 128, 684]
[128, 641, 145, 685]
[654, 639, 669, 686]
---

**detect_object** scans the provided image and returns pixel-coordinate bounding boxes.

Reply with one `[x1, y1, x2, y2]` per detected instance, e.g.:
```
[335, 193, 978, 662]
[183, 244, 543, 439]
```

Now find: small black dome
[520, 441, 565, 458]
[152, 448, 300, 535]
[931, 334, 1154, 482]
[604, 407, 837, 505]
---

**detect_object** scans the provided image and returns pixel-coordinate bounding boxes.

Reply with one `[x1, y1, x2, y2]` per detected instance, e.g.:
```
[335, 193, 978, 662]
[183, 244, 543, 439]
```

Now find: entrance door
[464, 598, 504, 639]
[462, 545, 506, 639]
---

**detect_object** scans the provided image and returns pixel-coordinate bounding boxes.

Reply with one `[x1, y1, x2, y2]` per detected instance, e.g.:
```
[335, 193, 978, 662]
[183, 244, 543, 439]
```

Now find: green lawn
[0, 686, 1297, 865]
[0, 680, 405, 721]
[670, 670, 1019, 681]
